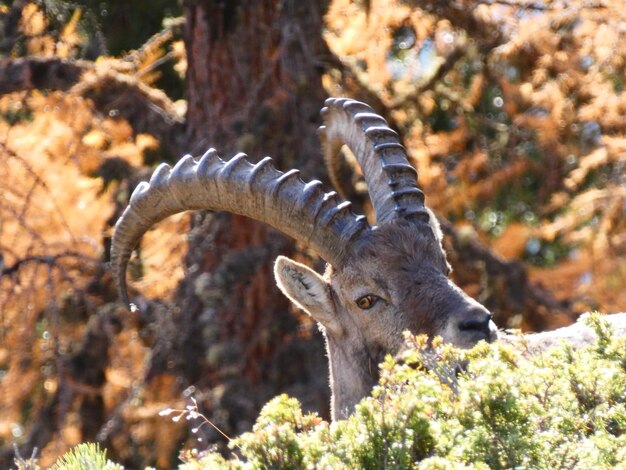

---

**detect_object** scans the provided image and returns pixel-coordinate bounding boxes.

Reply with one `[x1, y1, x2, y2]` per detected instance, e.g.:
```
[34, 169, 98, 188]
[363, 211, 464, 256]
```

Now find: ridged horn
[111, 149, 370, 308]
[319, 97, 430, 226]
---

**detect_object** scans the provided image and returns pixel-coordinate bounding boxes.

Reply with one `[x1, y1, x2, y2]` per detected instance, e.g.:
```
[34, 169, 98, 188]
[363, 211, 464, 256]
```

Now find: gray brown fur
[499, 313, 626, 354]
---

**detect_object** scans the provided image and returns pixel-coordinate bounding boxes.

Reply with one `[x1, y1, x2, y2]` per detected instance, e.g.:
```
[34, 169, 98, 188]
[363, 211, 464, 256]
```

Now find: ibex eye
[356, 294, 379, 310]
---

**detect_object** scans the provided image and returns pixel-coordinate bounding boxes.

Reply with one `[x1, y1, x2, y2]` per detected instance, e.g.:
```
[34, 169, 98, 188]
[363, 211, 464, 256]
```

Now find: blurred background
[0, 0, 624, 467]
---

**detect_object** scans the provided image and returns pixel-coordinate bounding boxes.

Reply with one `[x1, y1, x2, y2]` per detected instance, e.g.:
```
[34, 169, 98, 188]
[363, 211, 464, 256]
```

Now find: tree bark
[171, 0, 332, 443]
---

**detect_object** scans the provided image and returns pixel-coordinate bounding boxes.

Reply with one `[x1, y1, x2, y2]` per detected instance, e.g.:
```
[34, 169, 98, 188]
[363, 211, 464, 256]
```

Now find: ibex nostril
[460, 311, 493, 333]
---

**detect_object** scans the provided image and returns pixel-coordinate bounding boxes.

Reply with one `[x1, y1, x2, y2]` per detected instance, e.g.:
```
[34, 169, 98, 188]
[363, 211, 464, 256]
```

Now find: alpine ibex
[110, 97, 499, 419]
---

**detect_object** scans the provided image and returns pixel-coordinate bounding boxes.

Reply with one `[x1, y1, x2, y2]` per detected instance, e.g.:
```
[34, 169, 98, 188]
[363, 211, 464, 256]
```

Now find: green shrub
[51, 443, 123, 470]
[58, 314, 626, 469]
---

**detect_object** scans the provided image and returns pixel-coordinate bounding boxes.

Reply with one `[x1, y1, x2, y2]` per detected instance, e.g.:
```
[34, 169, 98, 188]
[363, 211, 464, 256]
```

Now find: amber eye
[356, 294, 379, 310]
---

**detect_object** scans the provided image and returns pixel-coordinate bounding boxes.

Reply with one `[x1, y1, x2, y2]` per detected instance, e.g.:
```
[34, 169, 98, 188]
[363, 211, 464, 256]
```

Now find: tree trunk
[173, 0, 332, 442]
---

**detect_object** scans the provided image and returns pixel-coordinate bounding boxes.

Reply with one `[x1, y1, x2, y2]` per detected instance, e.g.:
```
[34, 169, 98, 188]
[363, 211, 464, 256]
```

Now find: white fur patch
[426, 207, 443, 244]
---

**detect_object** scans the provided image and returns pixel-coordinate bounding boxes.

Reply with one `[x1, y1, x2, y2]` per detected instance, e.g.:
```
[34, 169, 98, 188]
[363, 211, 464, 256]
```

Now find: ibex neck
[326, 337, 382, 421]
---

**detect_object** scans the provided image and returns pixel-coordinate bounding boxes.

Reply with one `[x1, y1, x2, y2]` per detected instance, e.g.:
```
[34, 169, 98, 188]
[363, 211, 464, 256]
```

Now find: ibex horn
[319, 97, 430, 226]
[111, 149, 370, 308]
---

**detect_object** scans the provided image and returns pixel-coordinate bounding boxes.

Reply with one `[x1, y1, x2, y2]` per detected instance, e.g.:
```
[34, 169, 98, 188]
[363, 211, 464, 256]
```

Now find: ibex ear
[274, 256, 342, 336]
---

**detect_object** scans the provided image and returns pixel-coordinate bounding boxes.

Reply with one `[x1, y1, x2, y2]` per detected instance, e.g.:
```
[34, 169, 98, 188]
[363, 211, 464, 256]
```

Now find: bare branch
[0, 252, 98, 278]
[0, 57, 88, 94]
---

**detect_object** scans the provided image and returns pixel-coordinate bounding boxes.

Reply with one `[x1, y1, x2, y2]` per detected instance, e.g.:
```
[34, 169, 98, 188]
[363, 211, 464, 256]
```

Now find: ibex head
[111, 97, 496, 420]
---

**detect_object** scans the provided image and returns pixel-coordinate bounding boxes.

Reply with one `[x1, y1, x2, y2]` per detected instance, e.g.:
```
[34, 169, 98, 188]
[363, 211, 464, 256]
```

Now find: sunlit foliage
[206, 316, 625, 469]
[0, 2, 187, 466]
[325, 0, 625, 316]
[49, 442, 122, 470]
[54, 315, 626, 469]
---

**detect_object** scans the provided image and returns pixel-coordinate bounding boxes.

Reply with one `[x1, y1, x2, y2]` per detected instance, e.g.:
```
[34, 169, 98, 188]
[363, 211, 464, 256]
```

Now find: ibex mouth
[479, 321, 499, 344]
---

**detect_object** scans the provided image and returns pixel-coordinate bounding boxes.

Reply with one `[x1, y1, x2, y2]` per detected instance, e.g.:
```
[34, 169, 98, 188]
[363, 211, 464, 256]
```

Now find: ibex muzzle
[111, 97, 496, 420]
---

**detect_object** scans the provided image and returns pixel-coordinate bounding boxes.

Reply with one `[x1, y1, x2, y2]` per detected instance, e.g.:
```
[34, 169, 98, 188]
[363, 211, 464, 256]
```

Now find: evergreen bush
[55, 314, 626, 469]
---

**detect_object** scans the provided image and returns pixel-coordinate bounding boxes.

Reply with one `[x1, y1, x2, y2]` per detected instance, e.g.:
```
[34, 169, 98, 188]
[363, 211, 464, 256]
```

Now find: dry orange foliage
[0, 88, 189, 464]
[0, 5, 188, 464]
[324, 0, 625, 315]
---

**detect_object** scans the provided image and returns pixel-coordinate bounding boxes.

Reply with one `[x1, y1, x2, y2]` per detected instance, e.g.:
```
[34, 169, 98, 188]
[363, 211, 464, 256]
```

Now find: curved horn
[319, 97, 430, 226]
[111, 149, 370, 308]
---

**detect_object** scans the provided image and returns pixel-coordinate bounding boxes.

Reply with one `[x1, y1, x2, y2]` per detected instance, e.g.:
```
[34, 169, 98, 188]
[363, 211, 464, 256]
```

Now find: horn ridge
[111, 148, 371, 308]
[320, 97, 430, 226]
